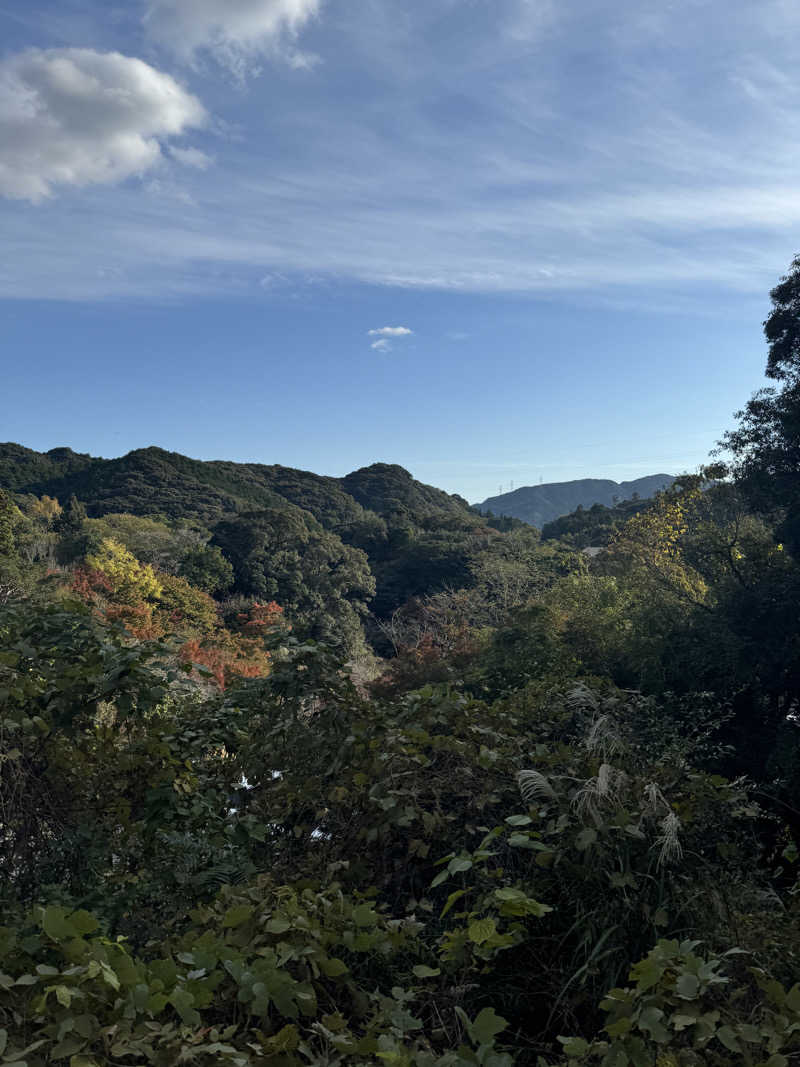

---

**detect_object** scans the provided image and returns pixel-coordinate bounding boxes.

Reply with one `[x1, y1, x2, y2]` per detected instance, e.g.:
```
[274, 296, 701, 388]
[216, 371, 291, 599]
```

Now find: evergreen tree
[55, 494, 90, 564]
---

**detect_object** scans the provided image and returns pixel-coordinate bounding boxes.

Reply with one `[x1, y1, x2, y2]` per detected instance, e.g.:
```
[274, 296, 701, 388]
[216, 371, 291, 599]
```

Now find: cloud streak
[5, 0, 800, 300]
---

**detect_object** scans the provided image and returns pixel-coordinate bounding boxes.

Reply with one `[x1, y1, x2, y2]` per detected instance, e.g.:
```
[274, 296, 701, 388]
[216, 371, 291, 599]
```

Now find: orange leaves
[180, 601, 287, 689]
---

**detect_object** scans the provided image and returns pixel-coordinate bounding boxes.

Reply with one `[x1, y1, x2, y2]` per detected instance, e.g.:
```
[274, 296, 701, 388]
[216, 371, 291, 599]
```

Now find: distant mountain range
[476, 475, 676, 528]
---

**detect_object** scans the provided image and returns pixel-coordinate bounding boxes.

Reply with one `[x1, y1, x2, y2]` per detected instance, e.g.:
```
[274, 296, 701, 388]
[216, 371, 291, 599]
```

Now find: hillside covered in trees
[4, 258, 800, 1065]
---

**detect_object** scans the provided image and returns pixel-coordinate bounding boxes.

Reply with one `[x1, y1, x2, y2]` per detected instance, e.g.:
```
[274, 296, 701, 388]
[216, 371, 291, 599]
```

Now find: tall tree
[55, 494, 90, 564]
[722, 255, 800, 553]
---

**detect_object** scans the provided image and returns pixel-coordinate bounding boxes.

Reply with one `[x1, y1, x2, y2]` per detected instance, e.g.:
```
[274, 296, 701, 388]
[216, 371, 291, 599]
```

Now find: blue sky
[0, 0, 797, 501]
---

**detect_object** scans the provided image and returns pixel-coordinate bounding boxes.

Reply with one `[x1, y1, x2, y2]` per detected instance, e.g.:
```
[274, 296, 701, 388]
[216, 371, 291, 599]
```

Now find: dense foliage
[3, 260, 800, 1064]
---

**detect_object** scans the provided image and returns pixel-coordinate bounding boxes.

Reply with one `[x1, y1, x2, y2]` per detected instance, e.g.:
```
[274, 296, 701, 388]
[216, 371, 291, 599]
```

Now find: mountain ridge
[477, 474, 676, 528]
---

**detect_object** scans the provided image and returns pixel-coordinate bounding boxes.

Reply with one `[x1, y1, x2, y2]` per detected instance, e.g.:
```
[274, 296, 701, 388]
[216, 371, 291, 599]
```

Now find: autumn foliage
[181, 601, 287, 688]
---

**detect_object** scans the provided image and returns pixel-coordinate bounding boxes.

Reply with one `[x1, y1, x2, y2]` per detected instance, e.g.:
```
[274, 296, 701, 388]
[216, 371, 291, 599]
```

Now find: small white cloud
[145, 0, 320, 75]
[367, 326, 413, 337]
[370, 338, 391, 352]
[446, 330, 470, 342]
[170, 145, 214, 169]
[0, 48, 206, 201]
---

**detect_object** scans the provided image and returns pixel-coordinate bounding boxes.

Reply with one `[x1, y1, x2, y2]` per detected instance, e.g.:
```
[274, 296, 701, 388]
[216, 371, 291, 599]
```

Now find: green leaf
[266, 918, 292, 935]
[412, 965, 441, 978]
[675, 973, 700, 1000]
[638, 1006, 669, 1043]
[352, 905, 377, 927]
[440, 889, 468, 918]
[222, 905, 253, 929]
[715, 1025, 741, 1052]
[264, 1025, 300, 1053]
[557, 1036, 589, 1057]
[0, 1030, 6, 1056]
[468, 918, 497, 945]
[171, 987, 200, 1027]
[69, 911, 99, 937]
[448, 857, 473, 875]
[318, 958, 349, 978]
[51, 1037, 86, 1058]
[70, 1057, 101, 1067]
[468, 1007, 508, 1046]
[55, 984, 73, 1007]
[99, 964, 119, 991]
[42, 906, 77, 942]
[786, 983, 800, 1013]
[505, 815, 533, 826]
[508, 832, 540, 849]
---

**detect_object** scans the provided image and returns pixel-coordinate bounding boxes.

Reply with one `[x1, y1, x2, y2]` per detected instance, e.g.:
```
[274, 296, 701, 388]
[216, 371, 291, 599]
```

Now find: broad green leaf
[266, 917, 292, 934]
[468, 1007, 508, 1045]
[222, 905, 253, 929]
[352, 905, 377, 927]
[42, 907, 77, 942]
[55, 984, 73, 1007]
[69, 912, 99, 937]
[675, 973, 700, 1000]
[412, 965, 441, 978]
[468, 918, 497, 945]
[448, 857, 473, 875]
[715, 1025, 741, 1052]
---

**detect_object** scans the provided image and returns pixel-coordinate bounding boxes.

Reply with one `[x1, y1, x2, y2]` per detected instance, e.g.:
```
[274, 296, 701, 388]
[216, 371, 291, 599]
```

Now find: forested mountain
[478, 473, 675, 527]
[0, 443, 502, 639]
[6, 259, 800, 1065]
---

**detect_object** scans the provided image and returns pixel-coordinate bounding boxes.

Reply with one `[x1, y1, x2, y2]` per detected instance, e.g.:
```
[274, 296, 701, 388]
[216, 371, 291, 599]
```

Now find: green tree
[212, 508, 375, 651]
[722, 255, 800, 553]
[55, 493, 90, 564]
[179, 542, 235, 595]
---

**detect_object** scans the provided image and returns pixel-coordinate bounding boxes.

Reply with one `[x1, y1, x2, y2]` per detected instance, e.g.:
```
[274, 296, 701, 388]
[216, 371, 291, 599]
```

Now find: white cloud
[368, 325, 413, 352]
[170, 145, 214, 169]
[0, 48, 206, 202]
[368, 326, 413, 337]
[144, 0, 320, 73]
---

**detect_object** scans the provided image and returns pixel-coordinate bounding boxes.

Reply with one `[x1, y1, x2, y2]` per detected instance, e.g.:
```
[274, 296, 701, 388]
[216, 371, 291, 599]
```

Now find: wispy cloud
[144, 0, 320, 76]
[170, 145, 214, 169]
[4, 0, 800, 300]
[370, 338, 391, 352]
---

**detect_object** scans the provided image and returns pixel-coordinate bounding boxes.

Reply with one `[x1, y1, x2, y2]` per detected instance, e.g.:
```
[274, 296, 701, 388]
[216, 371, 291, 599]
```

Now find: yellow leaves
[86, 538, 163, 605]
[29, 495, 62, 524]
[610, 488, 709, 608]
